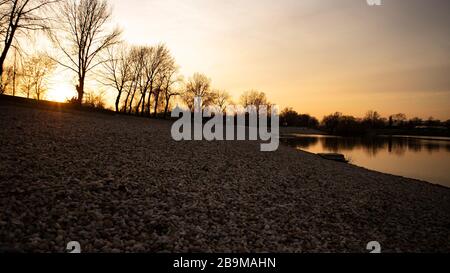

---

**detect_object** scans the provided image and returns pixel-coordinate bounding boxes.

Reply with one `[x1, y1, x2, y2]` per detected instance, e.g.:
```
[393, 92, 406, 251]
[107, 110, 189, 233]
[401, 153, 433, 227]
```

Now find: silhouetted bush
[280, 107, 318, 128]
[66, 97, 79, 105]
[321, 113, 366, 136]
[84, 91, 106, 109]
[362, 110, 386, 129]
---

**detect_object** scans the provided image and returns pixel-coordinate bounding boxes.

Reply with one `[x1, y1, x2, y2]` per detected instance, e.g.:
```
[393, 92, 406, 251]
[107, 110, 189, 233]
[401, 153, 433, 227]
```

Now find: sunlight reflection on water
[285, 135, 450, 188]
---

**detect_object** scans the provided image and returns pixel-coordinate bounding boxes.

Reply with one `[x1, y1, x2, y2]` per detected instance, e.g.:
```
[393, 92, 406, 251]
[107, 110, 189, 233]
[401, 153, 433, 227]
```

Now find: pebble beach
[0, 101, 449, 253]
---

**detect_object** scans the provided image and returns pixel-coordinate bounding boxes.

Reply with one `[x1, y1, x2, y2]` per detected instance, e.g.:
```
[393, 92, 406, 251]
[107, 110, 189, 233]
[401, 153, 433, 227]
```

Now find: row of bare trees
[180, 73, 270, 113]
[1, 0, 273, 116]
[101, 44, 180, 117]
[19, 53, 55, 100]
[0, 51, 55, 99]
[100, 45, 272, 116]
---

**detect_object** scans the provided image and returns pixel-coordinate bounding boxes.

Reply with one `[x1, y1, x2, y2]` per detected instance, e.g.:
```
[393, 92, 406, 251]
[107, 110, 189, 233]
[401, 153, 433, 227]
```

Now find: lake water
[284, 134, 450, 188]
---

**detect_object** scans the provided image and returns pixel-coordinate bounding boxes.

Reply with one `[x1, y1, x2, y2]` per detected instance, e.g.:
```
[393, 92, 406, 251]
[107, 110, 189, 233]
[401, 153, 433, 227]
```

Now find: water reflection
[282, 135, 450, 187]
[285, 135, 450, 158]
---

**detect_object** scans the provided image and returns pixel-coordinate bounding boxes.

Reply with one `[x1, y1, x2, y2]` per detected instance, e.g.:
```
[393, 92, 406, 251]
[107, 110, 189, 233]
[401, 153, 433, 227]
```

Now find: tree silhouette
[363, 110, 385, 129]
[0, 65, 15, 94]
[20, 53, 55, 100]
[99, 44, 181, 116]
[125, 46, 145, 114]
[149, 44, 175, 117]
[391, 113, 407, 127]
[280, 107, 319, 128]
[101, 44, 131, 112]
[212, 89, 231, 112]
[240, 90, 268, 112]
[50, 0, 121, 105]
[0, 0, 57, 79]
[182, 73, 214, 111]
[159, 60, 181, 118]
[0, 47, 23, 96]
[123, 45, 169, 116]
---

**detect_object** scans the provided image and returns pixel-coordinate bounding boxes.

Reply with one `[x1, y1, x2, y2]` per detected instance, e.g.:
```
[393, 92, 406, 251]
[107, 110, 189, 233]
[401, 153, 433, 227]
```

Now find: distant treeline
[280, 109, 450, 137]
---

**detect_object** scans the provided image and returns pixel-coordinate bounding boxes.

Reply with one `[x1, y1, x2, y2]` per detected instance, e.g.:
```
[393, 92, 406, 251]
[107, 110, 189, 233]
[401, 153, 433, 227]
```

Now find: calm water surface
[285, 134, 450, 188]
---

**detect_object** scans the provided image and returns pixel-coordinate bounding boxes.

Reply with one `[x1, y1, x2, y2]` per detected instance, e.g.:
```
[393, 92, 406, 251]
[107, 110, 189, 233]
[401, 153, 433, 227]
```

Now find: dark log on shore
[317, 153, 348, 163]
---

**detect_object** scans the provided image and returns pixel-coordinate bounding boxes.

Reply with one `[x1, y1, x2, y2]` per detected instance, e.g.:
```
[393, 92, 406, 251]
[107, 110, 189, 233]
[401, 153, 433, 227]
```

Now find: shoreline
[283, 144, 450, 190]
[280, 133, 450, 188]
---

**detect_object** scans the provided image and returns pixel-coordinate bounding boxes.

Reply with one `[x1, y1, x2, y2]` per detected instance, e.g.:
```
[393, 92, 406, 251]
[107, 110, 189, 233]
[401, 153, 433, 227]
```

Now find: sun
[47, 83, 76, 103]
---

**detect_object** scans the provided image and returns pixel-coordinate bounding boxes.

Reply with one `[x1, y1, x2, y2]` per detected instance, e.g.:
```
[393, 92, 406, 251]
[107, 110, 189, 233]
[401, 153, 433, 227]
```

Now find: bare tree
[125, 46, 144, 114]
[240, 90, 269, 112]
[212, 89, 231, 112]
[50, 0, 121, 105]
[9, 47, 21, 96]
[20, 53, 55, 100]
[101, 44, 131, 112]
[124, 46, 153, 115]
[0, 0, 57, 78]
[138, 44, 171, 116]
[0, 47, 23, 96]
[0, 46, 23, 96]
[152, 45, 175, 117]
[134, 46, 151, 115]
[20, 64, 32, 98]
[364, 110, 385, 129]
[182, 73, 214, 111]
[120, 44, 174, 116]
[99, 43, 181, 117]
[390, 113, 407, 127]
[0, 65, 14, 94]
[161, 65, 182, 119]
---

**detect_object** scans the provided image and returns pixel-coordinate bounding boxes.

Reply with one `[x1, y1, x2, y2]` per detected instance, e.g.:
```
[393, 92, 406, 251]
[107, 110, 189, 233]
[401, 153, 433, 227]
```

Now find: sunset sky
[49, 0, 450, 120]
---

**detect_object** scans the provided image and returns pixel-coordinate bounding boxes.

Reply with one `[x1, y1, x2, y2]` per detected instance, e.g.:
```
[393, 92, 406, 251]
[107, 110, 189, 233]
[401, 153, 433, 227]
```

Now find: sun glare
[47, 83, 76, 103]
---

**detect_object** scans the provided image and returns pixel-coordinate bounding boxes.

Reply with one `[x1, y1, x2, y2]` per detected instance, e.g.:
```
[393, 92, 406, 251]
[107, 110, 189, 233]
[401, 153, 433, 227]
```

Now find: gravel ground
[0, 102, 449, 253]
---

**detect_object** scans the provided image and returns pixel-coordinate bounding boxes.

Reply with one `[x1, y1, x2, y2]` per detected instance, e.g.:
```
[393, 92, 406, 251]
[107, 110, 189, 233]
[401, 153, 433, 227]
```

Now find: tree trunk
[146, 82, 154, 116]
[0, 63, 3, 80]
[0, 54, 6, 81]
[153, 92, 160, 117]
[123, 93, 129, 113]
[128, 94, 134, 114]
[140, 91, 146, 116]
[12, 50, 17, 96]
[136, 93, 144, 116]
[163, 98, 170, 119]
[123, 86, 133, 113]
[128, 83, 138, 114]
[115, 90, 122, 113]
[0, 48, 9, 80]
[76, 76, 85, 106]
[35, 83, 39, 101]
[0, 24, 17, 82]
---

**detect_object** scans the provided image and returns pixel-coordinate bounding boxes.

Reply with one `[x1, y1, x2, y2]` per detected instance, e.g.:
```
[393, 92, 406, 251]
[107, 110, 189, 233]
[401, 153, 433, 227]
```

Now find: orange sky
[48, 0, 450, 120]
